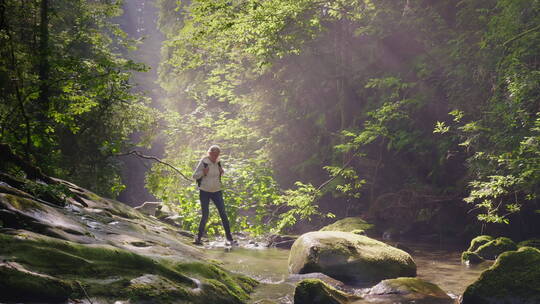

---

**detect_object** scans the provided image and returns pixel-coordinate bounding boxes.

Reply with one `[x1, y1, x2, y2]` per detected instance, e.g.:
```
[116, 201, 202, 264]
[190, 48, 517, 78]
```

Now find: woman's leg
[197, 190, 210, 241]
[211, 191, 233, 241]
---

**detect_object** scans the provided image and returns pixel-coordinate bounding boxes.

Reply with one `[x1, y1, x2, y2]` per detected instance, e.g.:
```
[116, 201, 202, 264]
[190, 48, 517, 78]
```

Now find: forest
[0, 0, 539, 303]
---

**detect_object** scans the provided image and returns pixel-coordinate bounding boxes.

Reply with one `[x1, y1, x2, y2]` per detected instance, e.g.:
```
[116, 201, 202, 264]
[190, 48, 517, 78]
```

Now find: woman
[192, 145, 234, 245]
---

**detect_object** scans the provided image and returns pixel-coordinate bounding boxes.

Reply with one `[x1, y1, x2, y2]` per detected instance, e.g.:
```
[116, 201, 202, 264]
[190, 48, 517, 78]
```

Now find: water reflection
[205, 240, 491, 304]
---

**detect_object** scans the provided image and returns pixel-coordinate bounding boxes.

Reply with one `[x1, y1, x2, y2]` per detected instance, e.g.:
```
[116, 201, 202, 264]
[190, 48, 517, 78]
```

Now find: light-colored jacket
[192, 156, 223, 192]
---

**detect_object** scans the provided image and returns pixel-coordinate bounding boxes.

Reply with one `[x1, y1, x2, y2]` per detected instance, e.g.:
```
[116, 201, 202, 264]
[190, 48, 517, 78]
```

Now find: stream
[206, 240, 491, 304]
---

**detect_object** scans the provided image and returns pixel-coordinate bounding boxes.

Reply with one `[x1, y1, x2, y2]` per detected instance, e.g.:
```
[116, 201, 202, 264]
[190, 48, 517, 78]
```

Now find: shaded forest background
[1, 0, 539, 242]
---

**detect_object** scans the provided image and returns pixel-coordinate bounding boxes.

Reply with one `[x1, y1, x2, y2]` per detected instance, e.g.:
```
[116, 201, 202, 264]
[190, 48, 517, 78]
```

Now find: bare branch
[115, 150, 191, 181]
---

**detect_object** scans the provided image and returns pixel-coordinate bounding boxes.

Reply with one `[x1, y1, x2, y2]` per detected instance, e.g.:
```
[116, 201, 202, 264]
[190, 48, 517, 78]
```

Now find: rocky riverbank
[0, 172, 256, 303]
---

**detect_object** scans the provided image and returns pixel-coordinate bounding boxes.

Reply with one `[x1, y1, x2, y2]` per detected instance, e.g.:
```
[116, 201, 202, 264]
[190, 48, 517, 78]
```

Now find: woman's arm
[192, 159, 206, 180]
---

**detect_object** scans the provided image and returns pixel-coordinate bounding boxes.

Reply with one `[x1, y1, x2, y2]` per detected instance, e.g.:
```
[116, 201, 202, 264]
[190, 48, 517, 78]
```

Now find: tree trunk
[38, 0, 50, 116]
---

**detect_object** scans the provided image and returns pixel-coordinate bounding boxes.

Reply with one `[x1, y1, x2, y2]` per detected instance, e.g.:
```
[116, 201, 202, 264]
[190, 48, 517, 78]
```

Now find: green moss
[351, 229, 365, 235]
[517, 239, 540, 250]
[289, 231, 416, 284]
[294, 279, 359, 304]
[2, 193, 43, 211]
[123, 274, 189, 302]
[0, 231, 260, 303]
[174, 262, 258, 302]
[467, 235, 494, 252]
[0, 232, 257, 303]
[475, 237, 517, 260]
[461, 251, 485, 264]
[320, 217, 374, 233]
[462, 247, 540, 304]
[0, 233, 193, 284]
[0, 264, 74, 302]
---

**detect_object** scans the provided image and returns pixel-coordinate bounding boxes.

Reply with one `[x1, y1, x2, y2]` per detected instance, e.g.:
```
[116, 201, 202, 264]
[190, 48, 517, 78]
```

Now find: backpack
[196, 161, 221, 187]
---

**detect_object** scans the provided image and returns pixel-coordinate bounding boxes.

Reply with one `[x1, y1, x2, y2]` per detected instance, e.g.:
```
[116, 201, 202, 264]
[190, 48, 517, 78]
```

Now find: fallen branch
[115, 150, 191, 182]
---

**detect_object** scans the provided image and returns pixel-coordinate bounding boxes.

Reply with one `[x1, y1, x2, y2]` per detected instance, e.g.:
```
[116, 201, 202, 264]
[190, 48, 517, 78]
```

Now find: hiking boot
[193, 238, 203, 245]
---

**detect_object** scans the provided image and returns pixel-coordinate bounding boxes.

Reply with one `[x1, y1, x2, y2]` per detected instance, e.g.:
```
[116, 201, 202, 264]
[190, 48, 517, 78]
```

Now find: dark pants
[197, 190, 233, 240]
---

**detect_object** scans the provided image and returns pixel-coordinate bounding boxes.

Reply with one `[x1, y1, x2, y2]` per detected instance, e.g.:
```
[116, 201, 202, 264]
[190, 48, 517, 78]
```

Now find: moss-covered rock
[288, 231, 416, 284]
[0, 193, 90, 240]
[0, 262, 74, 302]
[319, 217, 374, 234]
[461, 251, 485, 264]
[475, 237, 517, 260]
[461, 247, 540, 304]
[517, 239, 540, 250]
[462, 236, 517, 263]
[368, 277, 452, 303]
[466, 235, 494, 252]
[0, 172, 260, 303]
[0, 230, 257, 303]
[293, 279, 360, 304]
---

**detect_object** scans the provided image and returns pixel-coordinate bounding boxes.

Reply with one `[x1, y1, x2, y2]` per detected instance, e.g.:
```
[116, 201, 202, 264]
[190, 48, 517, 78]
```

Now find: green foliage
[0, 0, 157, 197]
[273, 182, 323, 233]
[22, 181, 73, 205]
[154, 0, 540, 236]
[436, 0, 540, 224]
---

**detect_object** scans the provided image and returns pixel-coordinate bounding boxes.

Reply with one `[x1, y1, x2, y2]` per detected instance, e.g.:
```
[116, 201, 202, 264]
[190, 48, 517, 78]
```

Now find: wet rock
[0, 170, 259, 303]
[0, 230, 258, 303]
[126, 274, 192, 300]
[319, 217, 374, 234]
[461, 247, 540, 304]
[294, 279, 361, 304]
[130, 241, 151, 247]
[461, 251, 485, 264]
[287, 272, 346, 289]
[288, 231, 416, 284]
[178, 229, 195, 238]
[0, 261, 74, 302]
[267, 234, 298, 249]
[368, 277, 453, 303]
[0, 193, 90, 241]
[160, 214, 183, 227]
[134, 201, 162, 216]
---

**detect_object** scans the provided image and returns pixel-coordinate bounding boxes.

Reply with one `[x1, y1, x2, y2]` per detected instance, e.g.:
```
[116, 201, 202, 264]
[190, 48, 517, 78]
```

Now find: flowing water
[205, 240, 492, 304]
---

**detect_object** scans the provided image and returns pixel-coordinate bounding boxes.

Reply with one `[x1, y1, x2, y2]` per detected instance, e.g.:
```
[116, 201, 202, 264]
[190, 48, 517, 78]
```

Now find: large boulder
[319, 217, 374, 235]
[293, 279, 360, 304]
[288, 231, 416, 284]
[461, 247, 540, 304]
[368, 277, 453, 304]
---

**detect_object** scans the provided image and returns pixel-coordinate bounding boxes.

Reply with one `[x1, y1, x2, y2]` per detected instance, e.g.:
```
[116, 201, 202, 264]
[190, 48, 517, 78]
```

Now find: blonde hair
[207, 145, 221, 154]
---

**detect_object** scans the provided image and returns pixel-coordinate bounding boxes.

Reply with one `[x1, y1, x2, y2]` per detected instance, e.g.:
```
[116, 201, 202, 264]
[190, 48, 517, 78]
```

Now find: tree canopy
[1, 0, 538, 239]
